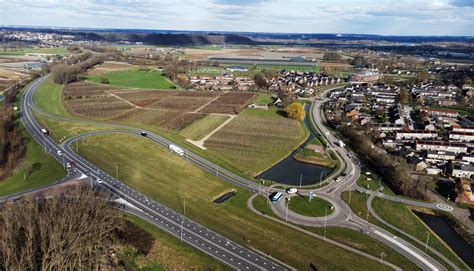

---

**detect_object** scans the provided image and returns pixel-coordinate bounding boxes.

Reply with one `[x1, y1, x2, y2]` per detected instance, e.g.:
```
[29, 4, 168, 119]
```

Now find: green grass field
[189, 66, 224, 76]
[77, 134, 389, 270]
[342, 191, 468, 270]
[308, 227, 418, 271]
[124, 215, 230, 270]
[228, 64, 320, 72]
[357, 175, 381, 191]
[372, 198, 469, 270]
[32, 77, 71, 117]
[86, 69, 176, 89]
[288, 196, 334, 217]
[179, 114, 229, 140]
[251, 93, 274, 105]
[0, 124, 66, 197]
[0, 47, 69, 56]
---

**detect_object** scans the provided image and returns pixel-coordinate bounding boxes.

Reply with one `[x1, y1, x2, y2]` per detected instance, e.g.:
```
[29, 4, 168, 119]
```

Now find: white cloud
[0, 0, 472, 35]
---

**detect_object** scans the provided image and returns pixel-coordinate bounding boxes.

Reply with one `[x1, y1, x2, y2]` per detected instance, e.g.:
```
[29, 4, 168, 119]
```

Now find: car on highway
[286, 188, 298, 194]
[96, 178, 103, 184]
[57, 150, 62, 156]
[141, 131, 148, 137]
[66, 162, 71, 168]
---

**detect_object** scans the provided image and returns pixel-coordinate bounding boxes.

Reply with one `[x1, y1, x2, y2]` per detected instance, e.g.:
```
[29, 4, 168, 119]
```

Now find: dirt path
[194, 95, 220, 113]
[186, 114, 236, 150]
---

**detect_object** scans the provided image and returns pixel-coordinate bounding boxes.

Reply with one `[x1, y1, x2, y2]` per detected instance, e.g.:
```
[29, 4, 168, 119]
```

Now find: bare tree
[0, 187, 121, 270]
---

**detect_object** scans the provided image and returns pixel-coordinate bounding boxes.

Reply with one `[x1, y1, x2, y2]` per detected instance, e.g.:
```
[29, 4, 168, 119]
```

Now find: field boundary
[186, 114, 235, 150]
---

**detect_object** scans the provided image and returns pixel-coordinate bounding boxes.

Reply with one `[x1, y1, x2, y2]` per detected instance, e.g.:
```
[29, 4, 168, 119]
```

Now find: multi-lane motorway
[20, 76, 288, 271]
[13, 75, 460, 270]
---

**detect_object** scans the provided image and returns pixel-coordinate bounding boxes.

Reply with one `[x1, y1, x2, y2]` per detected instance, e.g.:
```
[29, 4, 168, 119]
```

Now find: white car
[96, 179, 103, 184]
[57, 150, 63, 156]
[286, 188, 298, 194]
[66, 162, 71, 168]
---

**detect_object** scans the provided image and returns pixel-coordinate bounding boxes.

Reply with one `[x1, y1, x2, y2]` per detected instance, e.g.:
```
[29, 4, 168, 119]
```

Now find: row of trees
[339, 125, 429, 199]
[0, 188, 121, 270]
[0, 83, 27, 181]
[51, 54, 104, 84]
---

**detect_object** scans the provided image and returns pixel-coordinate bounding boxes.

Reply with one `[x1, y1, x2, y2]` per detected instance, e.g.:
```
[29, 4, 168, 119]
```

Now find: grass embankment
[32, 77, 72, 117]
[308, 227, 419, 271]
[357, 174, 381, 191]
[0, 125, 66, 197]
[86, 69, 175, 89]
[288, 195, 333, 217]
[294, 148, 336, 168]
[372, 198, 470, 270]
[77, 134, 389, 270]
[123, 215, 230, 270]
[342, 191, 469, 270]
[0, 47, 69, 56]
[179, 114, 229, 141]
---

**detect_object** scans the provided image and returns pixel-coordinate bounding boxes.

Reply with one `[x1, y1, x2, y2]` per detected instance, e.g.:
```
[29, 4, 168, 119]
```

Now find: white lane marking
[373, 230, 439, 271]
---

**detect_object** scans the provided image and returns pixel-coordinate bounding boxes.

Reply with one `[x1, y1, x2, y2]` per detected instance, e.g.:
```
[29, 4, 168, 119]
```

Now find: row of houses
[268, 70, 343, 97]
[189, 75, 255, 91]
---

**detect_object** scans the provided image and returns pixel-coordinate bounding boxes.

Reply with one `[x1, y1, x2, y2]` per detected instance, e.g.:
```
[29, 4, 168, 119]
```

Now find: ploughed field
[62, 81, 255, 130]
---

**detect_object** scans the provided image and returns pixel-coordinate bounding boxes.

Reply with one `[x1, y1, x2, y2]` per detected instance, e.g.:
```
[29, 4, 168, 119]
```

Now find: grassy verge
[342, 191, 468, 270]
[294, 148, 336, 168]
[33, 112, 121, 142]
[32, 77, 71, 117]
[123, 215, 230, 270]
[307, 227, 419, 271]
[357, 174, 381, 191]
[77, 134, 390, 270]
[0, 123, 66, 197]
[0, 47, 69, 56]
[372, 198, 469, 270]
[288, 195, 333, 217]
[86, 69, 175, 89]
[251, 93, 274, 105]
[179, 114, 229, 141]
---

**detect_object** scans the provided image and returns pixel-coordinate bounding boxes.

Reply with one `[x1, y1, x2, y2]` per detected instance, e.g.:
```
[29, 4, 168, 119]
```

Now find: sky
[1, 0, 473, 36]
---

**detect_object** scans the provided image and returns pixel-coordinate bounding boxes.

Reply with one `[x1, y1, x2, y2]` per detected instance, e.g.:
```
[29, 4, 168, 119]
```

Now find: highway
[16, 75, 459, 270]
[20, 76, 288, 271]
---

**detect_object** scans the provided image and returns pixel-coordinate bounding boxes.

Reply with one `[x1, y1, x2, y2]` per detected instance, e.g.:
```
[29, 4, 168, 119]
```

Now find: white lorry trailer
[169, 144, 184, 156]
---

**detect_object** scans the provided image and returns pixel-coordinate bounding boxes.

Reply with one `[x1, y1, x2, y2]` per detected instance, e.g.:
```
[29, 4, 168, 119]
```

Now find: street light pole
[349, 189, 352, 204]
[425, 231, 430, 251]
[285, 199, 289, 222]
[380, 252, 385, 264]
[299, 173, 303, 189]
[324, 208, 327, 229]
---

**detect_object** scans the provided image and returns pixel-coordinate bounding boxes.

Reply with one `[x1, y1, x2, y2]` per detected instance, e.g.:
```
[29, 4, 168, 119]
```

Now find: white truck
[336, 140, 345, 148]
[41, 128, 49, 135]
[169, 144, 184, 156]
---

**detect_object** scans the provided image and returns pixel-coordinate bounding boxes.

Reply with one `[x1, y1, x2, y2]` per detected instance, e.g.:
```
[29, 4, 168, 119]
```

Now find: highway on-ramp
[20, 76, 288, 271]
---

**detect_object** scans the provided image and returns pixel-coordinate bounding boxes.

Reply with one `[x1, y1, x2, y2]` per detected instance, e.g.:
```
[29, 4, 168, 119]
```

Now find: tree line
[339, 124, 429, 199]
[0, 79, 31, 181]
[51, 53, 104, 84]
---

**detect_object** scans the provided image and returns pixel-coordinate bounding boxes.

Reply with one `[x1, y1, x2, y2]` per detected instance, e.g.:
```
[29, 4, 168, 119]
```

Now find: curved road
[20, 76, 288, 271]
[15, 75, 458, 270]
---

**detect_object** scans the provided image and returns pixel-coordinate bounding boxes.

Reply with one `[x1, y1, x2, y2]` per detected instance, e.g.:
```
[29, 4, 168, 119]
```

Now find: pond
[256, 106, 333, 186]
[415, 211, 474, 269]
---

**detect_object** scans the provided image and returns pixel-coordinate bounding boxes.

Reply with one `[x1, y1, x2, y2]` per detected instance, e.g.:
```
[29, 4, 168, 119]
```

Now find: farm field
[77, 133, 390, 271]
[123, 215, 230, 270]
[86, 69, 176, 89]
[86, 61, 135, 76]
[179, 114, 229, 140]
[0, 47, 69, 56]
[205, 112, 307, 176]
[61, 81, 254, 130]
[0, 68, 28, 91]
